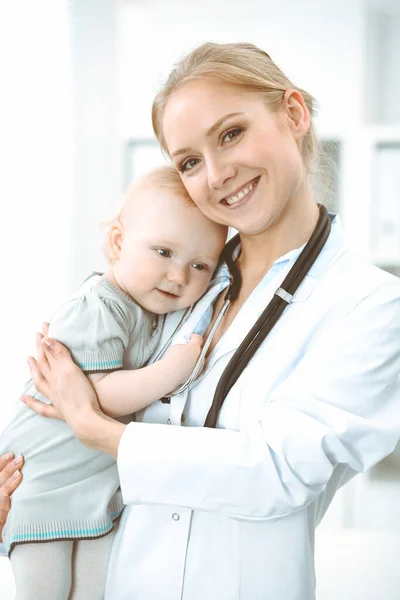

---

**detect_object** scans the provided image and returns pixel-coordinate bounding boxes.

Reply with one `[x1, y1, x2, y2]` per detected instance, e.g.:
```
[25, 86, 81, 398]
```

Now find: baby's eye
[221, 127, 243, 144]
[179, 157, 200, 173]
[191, 263, 207, 271]
[156, 248, 172, 258]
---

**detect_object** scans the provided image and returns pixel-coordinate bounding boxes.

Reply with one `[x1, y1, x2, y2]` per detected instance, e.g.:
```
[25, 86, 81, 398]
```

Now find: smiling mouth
[156, 289, 179, 299]
[222, 176, 260, 208]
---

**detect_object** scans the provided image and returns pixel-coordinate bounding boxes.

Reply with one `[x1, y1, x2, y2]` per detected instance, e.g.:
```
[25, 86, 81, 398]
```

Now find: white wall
[70, 0, 120, 285]
[116, 0, 365, 138]
[0, 0, 74, 431]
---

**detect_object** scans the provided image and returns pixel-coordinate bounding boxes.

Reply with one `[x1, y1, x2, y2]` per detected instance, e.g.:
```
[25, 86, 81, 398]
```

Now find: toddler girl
[0, 165, 228, 599]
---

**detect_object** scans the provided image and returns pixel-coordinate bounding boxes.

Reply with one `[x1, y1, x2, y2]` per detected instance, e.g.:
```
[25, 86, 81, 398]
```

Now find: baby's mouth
[156, 289, 179, 299]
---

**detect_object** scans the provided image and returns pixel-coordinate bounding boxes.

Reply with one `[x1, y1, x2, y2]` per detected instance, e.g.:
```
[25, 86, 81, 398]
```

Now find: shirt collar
[216, 214, 345, 283]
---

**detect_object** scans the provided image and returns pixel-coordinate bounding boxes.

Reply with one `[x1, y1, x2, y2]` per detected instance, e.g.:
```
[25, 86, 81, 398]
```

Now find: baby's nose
[167, 264, 188, 285]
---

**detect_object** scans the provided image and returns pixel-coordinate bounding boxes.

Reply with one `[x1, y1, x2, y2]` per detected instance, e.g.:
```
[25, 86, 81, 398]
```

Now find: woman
[2, 42, 400, 600]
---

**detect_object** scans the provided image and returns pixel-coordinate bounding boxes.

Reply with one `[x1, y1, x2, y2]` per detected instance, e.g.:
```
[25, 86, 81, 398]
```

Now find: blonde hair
[102, 165, 194, 263]
[152, 42, 318, 173]
[126, 164, 194, 205]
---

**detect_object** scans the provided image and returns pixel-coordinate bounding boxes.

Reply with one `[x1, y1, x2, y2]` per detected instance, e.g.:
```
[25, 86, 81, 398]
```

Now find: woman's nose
[207, 157, 237, 190]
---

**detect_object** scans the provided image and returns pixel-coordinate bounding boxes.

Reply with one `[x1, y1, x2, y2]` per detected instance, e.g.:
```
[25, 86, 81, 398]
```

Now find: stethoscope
[159, 204, 333, 428]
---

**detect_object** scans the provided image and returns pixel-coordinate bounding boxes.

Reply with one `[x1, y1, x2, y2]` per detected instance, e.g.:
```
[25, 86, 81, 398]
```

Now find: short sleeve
[48, 290, 131, 374]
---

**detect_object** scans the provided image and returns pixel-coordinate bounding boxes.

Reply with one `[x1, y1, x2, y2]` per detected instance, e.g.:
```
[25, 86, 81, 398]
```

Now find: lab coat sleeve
[117, 283, 400, 521]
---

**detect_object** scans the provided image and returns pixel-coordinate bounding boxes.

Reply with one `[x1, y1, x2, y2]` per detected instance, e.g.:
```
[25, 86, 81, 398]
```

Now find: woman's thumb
[42, 338, 67, 361]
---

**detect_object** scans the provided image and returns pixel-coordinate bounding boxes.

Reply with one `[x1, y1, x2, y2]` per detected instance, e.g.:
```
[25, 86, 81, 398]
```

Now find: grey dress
[0, 273, 163, 555]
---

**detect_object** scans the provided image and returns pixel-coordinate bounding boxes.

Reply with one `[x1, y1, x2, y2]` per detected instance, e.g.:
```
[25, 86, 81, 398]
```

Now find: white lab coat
[105, 218, 400, 600]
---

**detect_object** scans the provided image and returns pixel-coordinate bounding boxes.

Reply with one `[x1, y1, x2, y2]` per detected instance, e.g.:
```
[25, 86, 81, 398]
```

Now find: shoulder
[49, 274, 140, 334]
[324, 249, 400, 310]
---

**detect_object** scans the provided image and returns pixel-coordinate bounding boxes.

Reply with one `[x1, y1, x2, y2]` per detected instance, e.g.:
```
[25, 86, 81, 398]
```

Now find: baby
[0, 165, 228, 599]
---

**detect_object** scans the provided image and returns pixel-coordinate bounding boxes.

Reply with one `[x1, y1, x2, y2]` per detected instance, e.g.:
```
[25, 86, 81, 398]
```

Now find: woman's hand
[0, 453, 23, 544]
[22, 325, 103, 432]
[22, 325, 125, 457]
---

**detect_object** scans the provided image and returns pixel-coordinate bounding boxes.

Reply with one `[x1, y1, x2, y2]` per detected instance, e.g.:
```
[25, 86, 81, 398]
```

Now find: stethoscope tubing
[161, 205, 332, 420]
[164, 298, 231, 398]
[204, 204, 332, 428]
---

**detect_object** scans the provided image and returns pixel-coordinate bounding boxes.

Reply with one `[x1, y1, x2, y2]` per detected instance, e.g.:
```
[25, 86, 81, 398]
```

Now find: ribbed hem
[76, 348, 123, 372]
[6, 502, 124, 556]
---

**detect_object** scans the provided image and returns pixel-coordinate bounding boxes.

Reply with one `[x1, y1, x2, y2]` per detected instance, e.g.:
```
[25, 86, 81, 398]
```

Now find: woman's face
[163, 79, 309, 237]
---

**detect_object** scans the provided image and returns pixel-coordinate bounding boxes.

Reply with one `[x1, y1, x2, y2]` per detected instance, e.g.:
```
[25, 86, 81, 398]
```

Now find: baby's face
[113, 185, 227, 314]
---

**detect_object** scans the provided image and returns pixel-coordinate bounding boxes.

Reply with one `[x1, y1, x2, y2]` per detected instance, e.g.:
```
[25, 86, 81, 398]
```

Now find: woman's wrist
[69, 409, 125, 459]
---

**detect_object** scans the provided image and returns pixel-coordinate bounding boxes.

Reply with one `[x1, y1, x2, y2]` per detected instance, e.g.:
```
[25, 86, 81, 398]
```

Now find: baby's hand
[163, 334, 203, 385]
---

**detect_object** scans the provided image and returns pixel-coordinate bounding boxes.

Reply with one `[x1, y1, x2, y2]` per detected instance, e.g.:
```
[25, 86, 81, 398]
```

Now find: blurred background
[1, 0, 400, 597]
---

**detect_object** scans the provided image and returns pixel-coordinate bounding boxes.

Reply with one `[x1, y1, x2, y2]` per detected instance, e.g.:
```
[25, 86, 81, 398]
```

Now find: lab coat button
[172, 513, 180, 521]
[167, 418, 172, 425]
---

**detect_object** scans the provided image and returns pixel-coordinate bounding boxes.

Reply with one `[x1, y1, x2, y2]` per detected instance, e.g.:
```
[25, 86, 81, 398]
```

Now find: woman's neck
[237, 193, 319, 278]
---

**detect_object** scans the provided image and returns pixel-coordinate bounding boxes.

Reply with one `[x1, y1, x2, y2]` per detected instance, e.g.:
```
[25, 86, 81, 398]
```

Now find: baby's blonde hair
[102, 165, 195, 264]
[152, 42, 318, 172]
[128, 164, 194, 204]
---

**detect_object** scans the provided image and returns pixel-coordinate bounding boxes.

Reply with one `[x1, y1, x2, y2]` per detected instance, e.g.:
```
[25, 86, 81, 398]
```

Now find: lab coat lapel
[210, 217, 347, 364]
[209, 261, 308, 363]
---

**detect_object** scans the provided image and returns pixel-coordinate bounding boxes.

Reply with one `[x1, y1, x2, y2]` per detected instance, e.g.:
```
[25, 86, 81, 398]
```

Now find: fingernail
[12, 470, 21, 479]
[1, 453, 13, 462]
[43, 339, 54, 350]
[12, 455, 23, 466]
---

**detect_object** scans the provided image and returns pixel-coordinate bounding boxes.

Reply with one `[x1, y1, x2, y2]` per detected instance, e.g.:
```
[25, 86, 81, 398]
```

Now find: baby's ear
[107, 220, 124, 261]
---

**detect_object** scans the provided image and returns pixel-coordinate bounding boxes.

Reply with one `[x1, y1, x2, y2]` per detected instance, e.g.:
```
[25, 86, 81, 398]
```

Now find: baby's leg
[11, 540, 73, 600]
[70, 530, 115, 600]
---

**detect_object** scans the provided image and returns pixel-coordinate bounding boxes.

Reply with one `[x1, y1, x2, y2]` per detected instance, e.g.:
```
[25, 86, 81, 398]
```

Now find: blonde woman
[2, 42, 400, 600]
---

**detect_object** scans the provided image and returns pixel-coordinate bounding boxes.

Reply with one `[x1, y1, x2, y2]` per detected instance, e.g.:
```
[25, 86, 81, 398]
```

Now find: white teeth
[225, 181, 254, 205]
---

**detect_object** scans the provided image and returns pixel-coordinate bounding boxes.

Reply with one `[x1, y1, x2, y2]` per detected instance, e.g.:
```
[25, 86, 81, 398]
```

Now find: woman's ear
[283, 89, 310, 140]
[107, 220, 124, 262]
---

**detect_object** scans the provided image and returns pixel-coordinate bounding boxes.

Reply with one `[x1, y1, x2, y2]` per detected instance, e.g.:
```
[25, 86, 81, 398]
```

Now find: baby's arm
[44, 282, 203, 417]
[89, 334, 203, 417]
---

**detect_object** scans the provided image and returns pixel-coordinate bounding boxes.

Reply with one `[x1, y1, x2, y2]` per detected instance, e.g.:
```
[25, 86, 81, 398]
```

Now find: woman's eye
[221, 127, 243, 144]
[156, 248, 172, 258]
[191, 263, 207, 271]
[179, 158, 200, 173]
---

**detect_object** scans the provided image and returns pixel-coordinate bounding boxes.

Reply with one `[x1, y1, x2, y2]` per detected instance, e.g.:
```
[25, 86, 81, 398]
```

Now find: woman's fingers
[0, 454, 23, 543]
[27, 356, 52, 400]
[0, 492, 11, 544]
[42, 322, 50, 337]
[20, 395, 65, 421]
[36, 332, 51, 381]
[0, 453, 23, 488]
[42, 337, 74, 365]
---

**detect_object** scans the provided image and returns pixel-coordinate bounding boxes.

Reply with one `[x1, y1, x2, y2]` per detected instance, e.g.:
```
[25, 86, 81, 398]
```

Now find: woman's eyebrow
[171, 112, 244, 158]
[205, 112, 243, 137]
